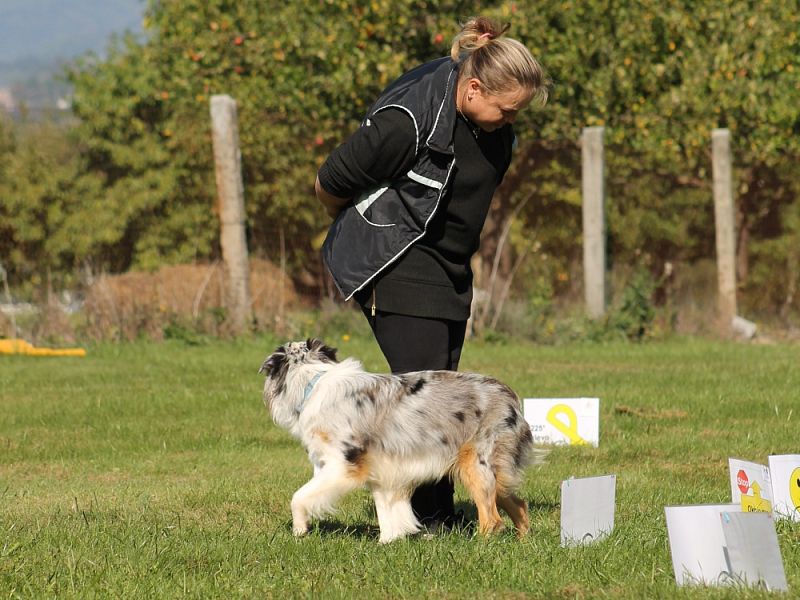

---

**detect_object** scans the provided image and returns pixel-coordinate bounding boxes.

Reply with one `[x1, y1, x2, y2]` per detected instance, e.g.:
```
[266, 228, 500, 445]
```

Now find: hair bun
[450, 17, 510, 60]
[449, 16, 549, 106]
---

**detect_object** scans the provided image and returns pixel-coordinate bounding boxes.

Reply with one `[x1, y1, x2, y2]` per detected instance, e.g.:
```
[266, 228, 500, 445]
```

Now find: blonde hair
[450, 16, 549, 106]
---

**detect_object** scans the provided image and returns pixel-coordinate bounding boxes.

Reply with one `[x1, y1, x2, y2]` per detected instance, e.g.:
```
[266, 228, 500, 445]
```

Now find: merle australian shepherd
[259, 338, 534, 543]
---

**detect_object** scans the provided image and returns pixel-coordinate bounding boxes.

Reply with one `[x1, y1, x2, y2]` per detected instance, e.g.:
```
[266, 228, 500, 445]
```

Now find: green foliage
[283, 301, 373, 344]
[743, 162, 800, 318]
[63, 0, 491, 277]
[0, 118, 104, 296]
[493, 1, 800, 319]
[606, 268, 657, 341]
[67, 34, 214, 273]
[2, 0, 799, 322]
[162, 319, 207, 346]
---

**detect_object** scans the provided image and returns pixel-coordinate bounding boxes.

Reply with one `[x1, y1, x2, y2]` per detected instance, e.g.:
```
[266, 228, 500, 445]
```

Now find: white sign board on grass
[560, 474, 616, 547]
[768, 454, 800, 521]
[720, 511, 789, 592]
[665, 504, 741, 586]
[523, 397, 599, 447]
[665, 504, 790, 591]
[728, 457, 772, 513]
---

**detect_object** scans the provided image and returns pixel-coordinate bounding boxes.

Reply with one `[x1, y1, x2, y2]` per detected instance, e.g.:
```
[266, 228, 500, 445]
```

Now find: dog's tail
[492, 395, 544, 496]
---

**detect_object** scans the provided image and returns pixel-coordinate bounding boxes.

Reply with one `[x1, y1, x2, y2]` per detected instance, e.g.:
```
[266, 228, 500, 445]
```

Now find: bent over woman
[315, 16, 549, 531]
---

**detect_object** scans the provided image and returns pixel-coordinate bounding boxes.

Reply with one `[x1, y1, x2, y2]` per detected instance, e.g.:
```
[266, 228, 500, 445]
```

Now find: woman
[315, 16, 548, 530]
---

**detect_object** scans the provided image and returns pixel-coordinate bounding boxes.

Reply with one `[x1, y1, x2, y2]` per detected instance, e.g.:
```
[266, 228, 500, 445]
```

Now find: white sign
[768, 454, 800, 521]
[728, 457, 772, 513]
[560, 475, 616, 547]
[721, 511, 789, 592]
[665, 504, 741, 586]
[523, 397, 599, 447]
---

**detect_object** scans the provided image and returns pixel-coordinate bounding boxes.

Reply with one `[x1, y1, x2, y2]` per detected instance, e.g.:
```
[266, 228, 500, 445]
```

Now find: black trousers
[362, 307, 467, 523]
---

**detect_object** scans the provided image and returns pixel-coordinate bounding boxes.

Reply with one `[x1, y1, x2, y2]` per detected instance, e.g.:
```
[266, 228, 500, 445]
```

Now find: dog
[259, 338, 534, 543]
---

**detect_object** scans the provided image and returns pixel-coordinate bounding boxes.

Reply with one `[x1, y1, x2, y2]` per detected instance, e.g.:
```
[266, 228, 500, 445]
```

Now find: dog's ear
[258, 345, 286, 376]
[318, 343, 338, 363]
[307, 338, 338, 363]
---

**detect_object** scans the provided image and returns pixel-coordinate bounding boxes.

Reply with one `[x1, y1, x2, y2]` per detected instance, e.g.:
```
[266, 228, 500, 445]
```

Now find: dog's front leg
[291, 464, 361, 536]
[372, 487, 420, 543]
[291, 484, 313, 536]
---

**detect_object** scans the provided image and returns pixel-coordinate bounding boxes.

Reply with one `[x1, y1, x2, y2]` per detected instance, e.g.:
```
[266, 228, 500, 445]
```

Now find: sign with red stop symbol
[737, 469, 750, 494]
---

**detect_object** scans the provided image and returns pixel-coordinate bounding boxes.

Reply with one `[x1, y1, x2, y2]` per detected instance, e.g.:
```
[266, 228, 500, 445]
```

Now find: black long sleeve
[317, 109, 416, 199]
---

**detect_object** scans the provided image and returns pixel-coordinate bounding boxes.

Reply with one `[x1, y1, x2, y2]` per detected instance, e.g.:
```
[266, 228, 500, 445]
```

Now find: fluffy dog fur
[259, 338, 534, 543]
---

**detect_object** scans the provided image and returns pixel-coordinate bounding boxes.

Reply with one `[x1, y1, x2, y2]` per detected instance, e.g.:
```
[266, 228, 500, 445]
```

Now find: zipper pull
[371, 286, 376, 317]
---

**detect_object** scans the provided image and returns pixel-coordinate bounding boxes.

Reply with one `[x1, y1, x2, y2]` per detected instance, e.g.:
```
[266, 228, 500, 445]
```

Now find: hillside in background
[0, 0, 144, 109]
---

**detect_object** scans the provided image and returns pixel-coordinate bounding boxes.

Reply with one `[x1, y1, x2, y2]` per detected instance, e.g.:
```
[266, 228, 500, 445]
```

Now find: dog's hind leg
[291, 463, 365, 536]
[497, 493, 529, 537]
[455, 443, 504, 535]
[372, 486, 420, 543]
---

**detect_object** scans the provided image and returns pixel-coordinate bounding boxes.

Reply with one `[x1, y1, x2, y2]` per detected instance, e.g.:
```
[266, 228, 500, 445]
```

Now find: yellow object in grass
[0, 338, 86, 357]
[741, 481, 772, 513]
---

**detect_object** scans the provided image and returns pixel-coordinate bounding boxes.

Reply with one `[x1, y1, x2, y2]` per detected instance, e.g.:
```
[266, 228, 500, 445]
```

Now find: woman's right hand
[315, 176, 351, 219]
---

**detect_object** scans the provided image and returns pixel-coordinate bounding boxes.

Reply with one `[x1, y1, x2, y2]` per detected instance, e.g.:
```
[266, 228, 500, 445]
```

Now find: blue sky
[0, 0, 144, 64]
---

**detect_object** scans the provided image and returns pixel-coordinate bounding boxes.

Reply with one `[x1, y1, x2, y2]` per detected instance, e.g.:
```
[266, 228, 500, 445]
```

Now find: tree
[0, 119, 103, 298]
[66, 0, 493, 280]
[6, 0, 799, 323]
[479, 1, 800, 319]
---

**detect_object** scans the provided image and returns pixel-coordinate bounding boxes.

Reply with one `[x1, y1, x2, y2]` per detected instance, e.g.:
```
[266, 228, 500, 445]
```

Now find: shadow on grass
[528, 499, 560, 513]
[283, 495, 557, 541]
[273, 518, 380, 541]
[457, 498, 560, 516]
[312, 519, 381, 540]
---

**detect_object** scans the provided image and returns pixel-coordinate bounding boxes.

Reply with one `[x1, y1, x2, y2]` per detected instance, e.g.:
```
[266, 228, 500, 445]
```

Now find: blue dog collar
[296, 371, 324, 415]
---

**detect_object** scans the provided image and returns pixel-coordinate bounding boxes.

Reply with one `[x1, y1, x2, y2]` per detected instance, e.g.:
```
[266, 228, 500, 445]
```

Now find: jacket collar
[424, 59, 460, 156]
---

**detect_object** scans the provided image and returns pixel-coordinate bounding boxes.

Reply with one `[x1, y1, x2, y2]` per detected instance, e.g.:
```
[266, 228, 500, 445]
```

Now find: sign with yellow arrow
[728, 458, 773, 514]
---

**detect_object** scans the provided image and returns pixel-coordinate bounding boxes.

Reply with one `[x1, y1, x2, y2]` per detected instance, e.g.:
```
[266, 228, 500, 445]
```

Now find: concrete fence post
[711, 128, 737, 332]
[210, 94, 251, 334]
[582, 126, 607, 319]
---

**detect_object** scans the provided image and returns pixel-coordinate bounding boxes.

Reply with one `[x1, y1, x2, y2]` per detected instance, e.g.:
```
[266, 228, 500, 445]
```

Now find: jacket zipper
[371, 286, 376, 317]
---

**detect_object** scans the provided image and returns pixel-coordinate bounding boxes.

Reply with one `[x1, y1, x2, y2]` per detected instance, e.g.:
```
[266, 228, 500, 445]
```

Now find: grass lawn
[1, 333, 798, 598]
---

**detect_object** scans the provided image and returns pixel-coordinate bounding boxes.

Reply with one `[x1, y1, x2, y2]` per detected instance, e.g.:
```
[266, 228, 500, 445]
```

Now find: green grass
[1, 334, 798, 598]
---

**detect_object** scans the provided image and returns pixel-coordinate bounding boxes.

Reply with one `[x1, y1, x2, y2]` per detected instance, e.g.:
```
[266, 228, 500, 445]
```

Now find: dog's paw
[378, 523, 419, 544]
[292, 521, 310, 537]
[378, 531, 406, 544]
[478, 517, 505, 536]
[291, 497, 310, 536]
